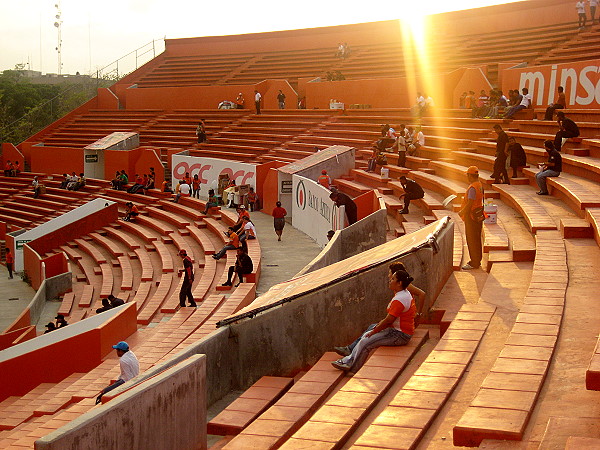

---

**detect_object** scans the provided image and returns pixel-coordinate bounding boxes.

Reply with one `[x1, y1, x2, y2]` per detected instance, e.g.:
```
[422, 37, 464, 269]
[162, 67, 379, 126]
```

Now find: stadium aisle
[0, 265, 36, 332]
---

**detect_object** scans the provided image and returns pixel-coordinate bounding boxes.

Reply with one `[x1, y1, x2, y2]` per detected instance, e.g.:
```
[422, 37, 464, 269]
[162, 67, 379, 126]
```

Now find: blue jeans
[504, 104, 525, 118]
[214, 244, 236, 259]
[340, 327, 411, 372]
[535, 169, 560, 193]
[348, 324, 376, 352]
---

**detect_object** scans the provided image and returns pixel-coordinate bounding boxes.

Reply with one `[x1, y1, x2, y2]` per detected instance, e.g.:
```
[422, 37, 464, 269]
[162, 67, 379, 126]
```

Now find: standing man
[178, 249, 197, 307]
[458, 166, 485, 270]
[554, 111, 580, 151]
[5, 248, 14, 279]
[96, 341, 139, 404]
[277, 90, 286, 109]
[254, 90, 262, 115]
[330, 191, 358, 226]
[318, 170, 332, 189]
[591, 0, 598, 24]
[222, 248, 254, 287]
[577, 0, 587, 27]
[492, 124, 510, 184]
[536, 140, 562, 196]
[398, 176, 425, 214]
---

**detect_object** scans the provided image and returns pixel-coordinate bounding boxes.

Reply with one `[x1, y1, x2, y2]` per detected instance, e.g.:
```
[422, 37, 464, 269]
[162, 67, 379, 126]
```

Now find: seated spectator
[231, 205, 250, 234]
[118, 170, 129, 189]
[409, 126, 424, 156]
[4, 160, 13, 177]
[96, 298, 113, 314]
[331, 270, 416, 372]
[173, 179, 191, 203]
[69, 173, 86, 191]
[222, 247, 254, 287]
[508, 136, 527, 178]
[145, 172, 155, 190]
[212, 227, 240, 260]
[96, 341, 139, 404]
[554, 111, 579, 151]
[459, 91, 467, 108]
[398, 176, 425, 214]
[464, 91, 476, 110]
[44, 322, 56, 333]
[318, 170, 332, 190]
[504, 87, 531, 118]
[544, 86, 566, 121]
[123, 202, 139, 222]
[108, 294, 125, 307]
[127, 174, 145, 194]
[13, 161, 20, 176]
[203, 189, 219, 215]
[536, 140, 562, 195]
[162, 180, 173, 193]
[60, 173, 70, 189]
[111, 171, 123, 190]
[334, 261, 426, 357]
[413, 92, 426, 117]
[32, 176, 41, 198]
[239, 216, 257, 241]
[65, 172, 78, 190]
[472, 89, 489, 118]
[55, 314, 68, 328]
[246, 187, 258, 212]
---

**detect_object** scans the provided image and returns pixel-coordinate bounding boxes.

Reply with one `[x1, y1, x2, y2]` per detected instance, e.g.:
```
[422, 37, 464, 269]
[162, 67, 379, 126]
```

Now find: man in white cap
[96, 341, 139, 404]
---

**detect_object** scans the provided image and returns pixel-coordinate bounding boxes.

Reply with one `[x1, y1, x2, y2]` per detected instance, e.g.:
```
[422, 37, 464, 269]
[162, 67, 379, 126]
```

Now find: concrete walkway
[0, 265, 36, 332]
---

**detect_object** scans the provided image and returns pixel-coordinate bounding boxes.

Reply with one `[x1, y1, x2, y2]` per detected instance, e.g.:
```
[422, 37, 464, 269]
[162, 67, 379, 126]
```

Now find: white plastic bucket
[484, 204, 497, 224]
[380, 167, 390, 179]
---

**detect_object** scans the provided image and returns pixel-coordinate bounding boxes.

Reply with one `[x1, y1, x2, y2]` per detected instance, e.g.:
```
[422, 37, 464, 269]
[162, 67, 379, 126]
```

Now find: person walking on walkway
[459, 166, 485, 270]
[5, 248, 14, 279]
[178, 249, 197, 307]
[272, 201, 287, 241]
[277, 90, 286, 109]
[254, 90, 262, 115]
[492, 124, 510, 184]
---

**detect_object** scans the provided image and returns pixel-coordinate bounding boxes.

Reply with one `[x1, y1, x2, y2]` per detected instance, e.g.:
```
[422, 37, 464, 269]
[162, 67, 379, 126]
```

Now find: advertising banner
[171, 155, 257, 194]
[292, 175, 343, 247]
[502, 59, 600, 108]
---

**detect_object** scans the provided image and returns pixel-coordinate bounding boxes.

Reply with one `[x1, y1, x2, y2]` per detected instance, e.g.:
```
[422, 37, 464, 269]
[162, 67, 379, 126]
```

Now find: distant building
[17, 70, 94, 85]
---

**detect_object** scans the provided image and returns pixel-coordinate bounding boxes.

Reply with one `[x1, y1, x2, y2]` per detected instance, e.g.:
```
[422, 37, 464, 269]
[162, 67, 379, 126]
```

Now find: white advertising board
[292, 175, 344, 247]
[171, 155, 257, 198]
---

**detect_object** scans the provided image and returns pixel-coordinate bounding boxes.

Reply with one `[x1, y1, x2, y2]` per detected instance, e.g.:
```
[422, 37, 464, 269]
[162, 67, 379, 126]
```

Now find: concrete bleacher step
[491, 184, 557, 233]
[208, 377, 294, 436]
[352, 304, 495, 450]
[432, 210, 463, 270]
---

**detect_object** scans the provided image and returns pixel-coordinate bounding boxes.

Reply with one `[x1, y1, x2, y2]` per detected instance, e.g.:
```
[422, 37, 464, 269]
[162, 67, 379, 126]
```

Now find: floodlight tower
[54, 2, 63, 74]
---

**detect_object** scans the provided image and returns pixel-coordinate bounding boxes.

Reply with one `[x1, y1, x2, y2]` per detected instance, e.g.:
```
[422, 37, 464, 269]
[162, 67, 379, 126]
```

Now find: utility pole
[54, 2, 63, 75]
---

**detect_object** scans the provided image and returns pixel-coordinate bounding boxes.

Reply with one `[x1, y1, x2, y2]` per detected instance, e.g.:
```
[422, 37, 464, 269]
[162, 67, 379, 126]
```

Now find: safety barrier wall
[0, 302, 137, 402]
[35, 354, 207, 450]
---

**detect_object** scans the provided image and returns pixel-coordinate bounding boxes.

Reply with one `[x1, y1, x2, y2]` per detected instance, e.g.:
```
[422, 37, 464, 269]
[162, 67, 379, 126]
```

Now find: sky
[0, 0, 520, 76]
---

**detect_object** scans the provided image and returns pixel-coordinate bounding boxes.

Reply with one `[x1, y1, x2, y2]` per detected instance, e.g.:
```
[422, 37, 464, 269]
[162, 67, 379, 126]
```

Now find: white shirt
[590, 0, 598, 7]
[416, 96, 425, 107]
[416, 131, 425, 146]
[577, 2, 586, 13]
[244, 221, 257, 237]
[519, 93, 532, 108]
[425, 96, 435, 107]
[255, 92, 262, 102]
[179, 183, 191, 195]
[119, 350, 139, 382]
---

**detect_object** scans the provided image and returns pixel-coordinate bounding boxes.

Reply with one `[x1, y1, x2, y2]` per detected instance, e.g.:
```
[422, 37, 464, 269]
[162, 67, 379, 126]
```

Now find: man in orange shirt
[318, 170, 332, 189]
[6, 249, 14, 279]
[212, 227, 240, 260]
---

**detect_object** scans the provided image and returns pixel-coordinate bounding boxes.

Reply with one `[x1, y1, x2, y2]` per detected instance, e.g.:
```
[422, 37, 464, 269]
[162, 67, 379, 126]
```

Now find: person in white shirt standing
[577, 1, 587, 27]
[96, 341, 140, 404]
[254, 90, 262, 115]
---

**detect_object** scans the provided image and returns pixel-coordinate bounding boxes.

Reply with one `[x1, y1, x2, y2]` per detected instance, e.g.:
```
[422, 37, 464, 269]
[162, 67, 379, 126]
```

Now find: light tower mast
[54, 2, 63, 74]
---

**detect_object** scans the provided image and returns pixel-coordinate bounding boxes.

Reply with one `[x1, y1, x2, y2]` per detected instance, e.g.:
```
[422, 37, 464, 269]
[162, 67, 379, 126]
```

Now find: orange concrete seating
[190, 257, 217, 307]
[77, 284, 94, 308]
[157, 199, 204, 221]
[57, 292, 75, 316]
[103, 226, 141, 250]
[137, 273, 173, 325]
[153, 240, 175, 273]
[74, 238, 107, 264]
[586, 338, 600, 391]
[117, 256, 133, 291]
[136, 214, 175, 235]
[133, 248, 154, 282]
[186, 225, 215, 254]
[352, 304, 495, 449]
[491, 184, 557, 233]
[132, 281, 153, 308]
[223, 352, 347, 449]
[99, 263, 113, 298]
[483, 220, 509, 253]
[89, 232, 125, 258]
[453, 231, 567, 446]
[433, 210, 464, 270]
[208, 376, 294, 436]
[276, 328, 430, 449]
[118, 220, 158, 242]
[146, 206, 191, 229]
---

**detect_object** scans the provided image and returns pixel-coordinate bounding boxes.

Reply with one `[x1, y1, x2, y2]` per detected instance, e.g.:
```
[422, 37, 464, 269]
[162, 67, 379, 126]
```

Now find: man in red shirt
[6, 249, 14, 279]
[178, 250, 197, 307]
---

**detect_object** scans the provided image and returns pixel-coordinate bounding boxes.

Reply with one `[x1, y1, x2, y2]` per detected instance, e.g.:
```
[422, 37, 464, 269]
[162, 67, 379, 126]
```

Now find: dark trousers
[397, 151, 407, 167]
[544, 104, 564, 121]
[554, 130, 579, 151]
[179, 280, 196, 307]
[464, 217, 483, 268]
[492, 157, 510, 184]
[402, 192, 424, 213]
[592, 6, 597, 22]
[579, 12, 587, 27]
[7, 263, 13, 279]
[227, 266, 252, 284]
[255, 101, 261, 115]
[346, 206, 358, 225]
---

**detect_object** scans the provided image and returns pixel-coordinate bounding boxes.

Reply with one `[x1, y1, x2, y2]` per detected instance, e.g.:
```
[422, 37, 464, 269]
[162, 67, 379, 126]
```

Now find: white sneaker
[462, 263, 475, 270]
[331, 359, 351, 371]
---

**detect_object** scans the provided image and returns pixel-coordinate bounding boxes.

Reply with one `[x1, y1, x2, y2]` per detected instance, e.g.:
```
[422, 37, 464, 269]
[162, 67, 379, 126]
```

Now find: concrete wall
[35, 355, 207, 450]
